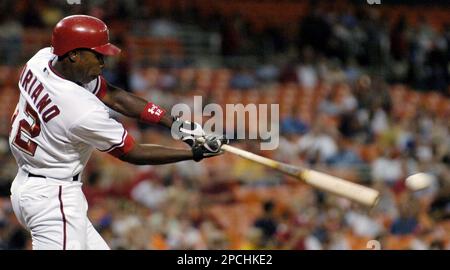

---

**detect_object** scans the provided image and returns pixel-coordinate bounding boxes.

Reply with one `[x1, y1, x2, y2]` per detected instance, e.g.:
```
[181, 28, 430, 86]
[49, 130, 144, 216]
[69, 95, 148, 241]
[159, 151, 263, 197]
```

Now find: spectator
[297, 120, 338, 165]
[326, 137, 363, 167]
[371, 148, 404, 185]
[253, 200, 279, 248]
[230, 67, 257, 90]
[1, 0, 450, 250]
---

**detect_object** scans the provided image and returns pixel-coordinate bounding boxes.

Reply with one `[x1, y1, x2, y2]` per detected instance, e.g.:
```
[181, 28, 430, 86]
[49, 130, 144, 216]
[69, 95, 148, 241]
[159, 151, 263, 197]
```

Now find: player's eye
[95, 53, 104, 65]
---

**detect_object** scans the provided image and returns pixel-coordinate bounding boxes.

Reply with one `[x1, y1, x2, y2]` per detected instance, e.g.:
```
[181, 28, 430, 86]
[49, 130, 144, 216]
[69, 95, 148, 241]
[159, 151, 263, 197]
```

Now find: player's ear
[68, 50, 78, 63]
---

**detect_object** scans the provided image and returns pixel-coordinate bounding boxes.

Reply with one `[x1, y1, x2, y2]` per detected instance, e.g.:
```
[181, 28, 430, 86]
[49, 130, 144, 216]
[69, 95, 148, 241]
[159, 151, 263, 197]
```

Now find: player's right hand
[192, 135, 228, 162]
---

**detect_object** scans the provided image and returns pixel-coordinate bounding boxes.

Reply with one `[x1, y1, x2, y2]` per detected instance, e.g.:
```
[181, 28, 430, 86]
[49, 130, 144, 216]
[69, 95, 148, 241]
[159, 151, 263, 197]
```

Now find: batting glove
[171, 117, 205, 147]
[192, 135, 229, 162]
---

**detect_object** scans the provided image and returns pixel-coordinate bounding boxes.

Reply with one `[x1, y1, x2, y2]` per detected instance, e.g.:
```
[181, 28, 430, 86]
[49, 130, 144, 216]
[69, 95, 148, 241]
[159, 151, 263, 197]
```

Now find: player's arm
[118, 135, 228, 165]
[100, 80, 205, 144]
[70, 106, 228, 165]
[100, 81, 174, 128]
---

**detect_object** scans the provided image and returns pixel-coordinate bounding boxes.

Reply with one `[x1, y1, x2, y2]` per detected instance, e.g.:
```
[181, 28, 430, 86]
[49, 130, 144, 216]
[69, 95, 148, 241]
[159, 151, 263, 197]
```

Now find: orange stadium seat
[358, 144, 379, 163]
[211, 69, 231, 90]
[179, 68, 195, 84]
[150, 233, 169, 250]
[196, 68, 213, 90]
[126, 37, 184, 64]
[207, 203, 261, 249]
[345, 233, 371, 250]
[384, 235, 414, 250]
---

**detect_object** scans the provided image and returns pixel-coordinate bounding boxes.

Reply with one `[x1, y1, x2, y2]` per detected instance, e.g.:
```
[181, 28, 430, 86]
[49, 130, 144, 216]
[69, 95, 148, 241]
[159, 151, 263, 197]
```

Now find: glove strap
[140, 102, 166, 124]
[192, 145, 204, 162]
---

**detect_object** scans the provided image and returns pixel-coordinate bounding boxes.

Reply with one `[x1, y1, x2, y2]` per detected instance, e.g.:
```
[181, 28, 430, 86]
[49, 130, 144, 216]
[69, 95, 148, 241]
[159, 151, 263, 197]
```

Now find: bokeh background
[0, 0, 449, 250]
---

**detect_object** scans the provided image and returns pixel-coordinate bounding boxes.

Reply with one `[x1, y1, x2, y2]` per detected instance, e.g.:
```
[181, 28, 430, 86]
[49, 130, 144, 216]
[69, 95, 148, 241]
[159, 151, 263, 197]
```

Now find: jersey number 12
[12, 102, 41, 156]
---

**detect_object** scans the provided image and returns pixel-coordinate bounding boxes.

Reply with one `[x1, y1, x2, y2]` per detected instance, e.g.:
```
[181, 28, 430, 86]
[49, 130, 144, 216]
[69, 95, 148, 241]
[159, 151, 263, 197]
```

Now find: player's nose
[95, 53, 105, 69]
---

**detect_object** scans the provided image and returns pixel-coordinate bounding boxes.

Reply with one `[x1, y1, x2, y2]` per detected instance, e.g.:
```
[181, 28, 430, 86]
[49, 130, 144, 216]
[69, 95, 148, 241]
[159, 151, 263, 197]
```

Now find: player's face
[74, 49, 105, 84]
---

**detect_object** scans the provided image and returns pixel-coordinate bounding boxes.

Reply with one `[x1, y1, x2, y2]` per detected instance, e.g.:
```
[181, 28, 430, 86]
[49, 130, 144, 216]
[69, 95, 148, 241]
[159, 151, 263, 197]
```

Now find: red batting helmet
[52, 15, 121, 56]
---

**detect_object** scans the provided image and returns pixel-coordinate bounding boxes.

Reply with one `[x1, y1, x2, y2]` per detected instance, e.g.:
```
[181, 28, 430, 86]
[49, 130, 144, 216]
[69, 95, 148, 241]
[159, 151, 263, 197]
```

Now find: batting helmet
[52, 15, 121, 56]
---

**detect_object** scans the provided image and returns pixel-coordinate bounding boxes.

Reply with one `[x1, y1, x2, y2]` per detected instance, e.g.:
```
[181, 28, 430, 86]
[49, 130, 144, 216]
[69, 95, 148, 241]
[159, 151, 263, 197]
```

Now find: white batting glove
[171, 117, 205, 147]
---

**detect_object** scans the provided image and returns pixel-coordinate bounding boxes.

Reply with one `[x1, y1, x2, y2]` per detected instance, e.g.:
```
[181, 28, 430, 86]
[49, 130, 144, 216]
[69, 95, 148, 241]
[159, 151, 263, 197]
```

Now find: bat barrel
[300, 170, 380, 207]
[204, 141, 380, 207]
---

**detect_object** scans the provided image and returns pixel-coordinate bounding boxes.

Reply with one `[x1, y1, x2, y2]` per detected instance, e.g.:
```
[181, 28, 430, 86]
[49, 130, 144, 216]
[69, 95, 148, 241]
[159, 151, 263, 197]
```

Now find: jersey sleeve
[69, 107, 135, 157]
[84, 76, 108, 100]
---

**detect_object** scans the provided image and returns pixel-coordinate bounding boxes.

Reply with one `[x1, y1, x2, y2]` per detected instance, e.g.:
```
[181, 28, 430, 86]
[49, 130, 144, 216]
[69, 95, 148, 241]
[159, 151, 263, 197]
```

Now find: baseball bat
[209, 141, 380, 207]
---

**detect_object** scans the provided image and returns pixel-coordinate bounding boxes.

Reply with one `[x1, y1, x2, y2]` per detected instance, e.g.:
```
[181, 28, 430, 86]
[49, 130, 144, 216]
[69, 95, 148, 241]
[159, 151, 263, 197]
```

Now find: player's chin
[88, 74, 99, 82]
[79, 76, 96, 84]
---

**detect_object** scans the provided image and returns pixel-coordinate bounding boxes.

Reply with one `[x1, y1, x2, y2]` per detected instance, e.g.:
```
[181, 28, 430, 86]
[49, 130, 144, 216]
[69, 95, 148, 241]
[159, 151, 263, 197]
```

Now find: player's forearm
[104, 83, 174, 128]
[119, 144, 194, 165]
[156, 113, 175, 128]
[105, 86, 147, 117]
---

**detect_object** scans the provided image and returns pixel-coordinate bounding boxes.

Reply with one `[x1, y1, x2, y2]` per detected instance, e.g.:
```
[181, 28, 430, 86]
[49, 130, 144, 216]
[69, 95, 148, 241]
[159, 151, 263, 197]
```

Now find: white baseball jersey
[9, 47, 135, 181]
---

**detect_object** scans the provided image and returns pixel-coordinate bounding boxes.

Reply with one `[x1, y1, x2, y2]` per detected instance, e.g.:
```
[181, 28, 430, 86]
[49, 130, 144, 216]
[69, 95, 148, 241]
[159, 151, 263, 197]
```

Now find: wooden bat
[209, 141, 380, 207]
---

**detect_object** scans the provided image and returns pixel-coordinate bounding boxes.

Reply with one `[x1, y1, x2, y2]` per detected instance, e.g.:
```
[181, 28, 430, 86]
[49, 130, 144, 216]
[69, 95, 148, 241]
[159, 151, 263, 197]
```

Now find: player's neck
[53, 61, 81, 85]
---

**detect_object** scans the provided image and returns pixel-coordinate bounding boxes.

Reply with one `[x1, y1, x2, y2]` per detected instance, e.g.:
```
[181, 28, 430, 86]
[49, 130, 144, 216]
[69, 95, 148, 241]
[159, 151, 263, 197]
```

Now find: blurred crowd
[1, 0, 450, 94]
[0, 0, 450, 250]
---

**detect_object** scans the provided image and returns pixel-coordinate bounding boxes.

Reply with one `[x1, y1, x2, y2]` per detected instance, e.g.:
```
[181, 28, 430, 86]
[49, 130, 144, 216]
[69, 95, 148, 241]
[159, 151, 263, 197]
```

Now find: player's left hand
[171, 117, 205, 147]
[192, 134, 229, 162]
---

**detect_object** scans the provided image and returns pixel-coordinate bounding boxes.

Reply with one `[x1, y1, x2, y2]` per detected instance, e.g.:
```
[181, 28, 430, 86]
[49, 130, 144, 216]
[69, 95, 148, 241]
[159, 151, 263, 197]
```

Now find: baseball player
[8, 15, 227, 250]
